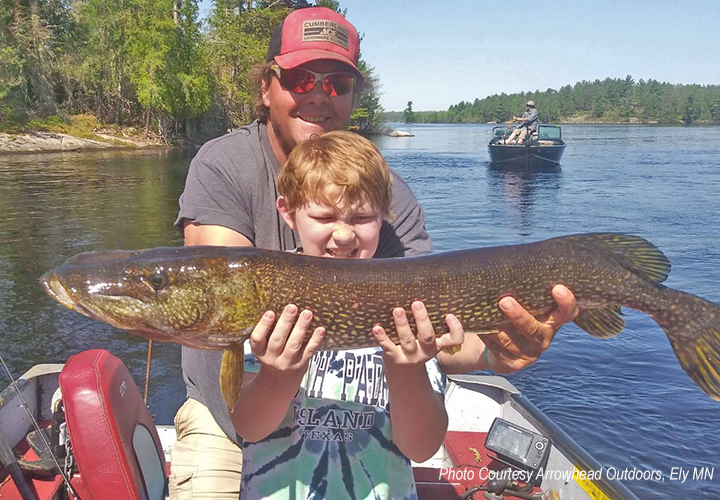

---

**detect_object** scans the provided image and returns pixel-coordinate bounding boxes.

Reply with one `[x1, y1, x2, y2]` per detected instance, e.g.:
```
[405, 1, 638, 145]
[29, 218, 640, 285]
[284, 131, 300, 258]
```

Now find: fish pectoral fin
[573, 306, 625, 338]
[220, 344, 245, 411]
[466, 328, 501, 336]
[442, 344, 463, 355]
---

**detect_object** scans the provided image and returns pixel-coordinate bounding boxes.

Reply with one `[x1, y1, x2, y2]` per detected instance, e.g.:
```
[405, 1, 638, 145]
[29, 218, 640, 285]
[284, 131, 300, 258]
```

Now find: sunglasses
[270, 65, 356, 97]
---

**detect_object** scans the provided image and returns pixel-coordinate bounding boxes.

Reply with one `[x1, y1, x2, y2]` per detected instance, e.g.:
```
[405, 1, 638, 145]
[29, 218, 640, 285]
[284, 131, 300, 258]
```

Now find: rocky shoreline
[0, 131, 159, 154]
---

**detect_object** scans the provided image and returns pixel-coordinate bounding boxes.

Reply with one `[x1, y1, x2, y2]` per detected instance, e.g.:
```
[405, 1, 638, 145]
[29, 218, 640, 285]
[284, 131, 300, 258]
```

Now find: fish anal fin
[220, 344, 245, 411]
[574, 306, 625, 338]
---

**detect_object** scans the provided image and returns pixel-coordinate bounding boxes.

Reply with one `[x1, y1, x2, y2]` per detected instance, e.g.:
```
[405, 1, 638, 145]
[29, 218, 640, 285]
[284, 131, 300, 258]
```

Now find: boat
[488, 124, 566, 170]
[1, 349, 640, 500]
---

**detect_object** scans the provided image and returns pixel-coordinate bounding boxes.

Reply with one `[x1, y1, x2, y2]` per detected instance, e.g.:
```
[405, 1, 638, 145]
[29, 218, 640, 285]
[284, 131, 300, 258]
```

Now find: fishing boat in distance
[1, 349, 640, 500]
[488, 124, 567, 170]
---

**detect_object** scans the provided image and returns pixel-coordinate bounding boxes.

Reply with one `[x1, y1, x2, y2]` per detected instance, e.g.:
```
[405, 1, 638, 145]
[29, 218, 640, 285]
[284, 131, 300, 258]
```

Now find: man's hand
[484, 285, 578, 374]
[436, 285, 578, 375]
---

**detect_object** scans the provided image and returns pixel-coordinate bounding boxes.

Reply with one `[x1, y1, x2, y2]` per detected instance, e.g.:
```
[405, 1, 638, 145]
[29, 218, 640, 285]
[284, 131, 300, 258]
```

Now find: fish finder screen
[486, 423, 533, 459]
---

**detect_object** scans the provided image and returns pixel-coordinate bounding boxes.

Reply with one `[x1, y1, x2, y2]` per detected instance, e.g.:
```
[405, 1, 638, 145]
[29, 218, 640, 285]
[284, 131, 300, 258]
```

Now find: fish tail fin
[220, 344, 245, 410]
[650, 286, 720, 401]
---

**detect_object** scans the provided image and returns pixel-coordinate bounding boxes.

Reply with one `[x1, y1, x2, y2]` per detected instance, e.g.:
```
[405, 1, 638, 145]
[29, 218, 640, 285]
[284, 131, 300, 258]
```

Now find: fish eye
[148, 272, 169, 291]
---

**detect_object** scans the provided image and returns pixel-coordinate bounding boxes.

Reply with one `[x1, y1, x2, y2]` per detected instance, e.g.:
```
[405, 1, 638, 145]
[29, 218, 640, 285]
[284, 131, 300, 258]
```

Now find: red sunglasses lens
[279, 68, 355, 96]
[280, 68, 315, 93]
[323, 74, 356, 97]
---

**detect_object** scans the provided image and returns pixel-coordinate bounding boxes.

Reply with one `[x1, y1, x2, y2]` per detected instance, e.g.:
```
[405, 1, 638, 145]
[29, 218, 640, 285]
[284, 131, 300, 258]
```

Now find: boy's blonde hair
[277, 130, 393, 218]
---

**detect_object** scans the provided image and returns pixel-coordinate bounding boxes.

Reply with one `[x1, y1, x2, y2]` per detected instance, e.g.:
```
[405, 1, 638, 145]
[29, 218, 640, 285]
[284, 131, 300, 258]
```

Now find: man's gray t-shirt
[175, 121, 431, 444]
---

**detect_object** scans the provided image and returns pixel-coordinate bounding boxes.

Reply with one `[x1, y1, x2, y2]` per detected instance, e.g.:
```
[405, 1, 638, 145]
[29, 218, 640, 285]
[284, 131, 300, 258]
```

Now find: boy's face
[277, 195, 383, 259]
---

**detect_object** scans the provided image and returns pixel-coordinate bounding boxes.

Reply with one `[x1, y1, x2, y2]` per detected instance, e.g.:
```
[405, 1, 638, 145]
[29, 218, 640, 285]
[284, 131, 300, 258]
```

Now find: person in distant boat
[503, 100, 539, 145]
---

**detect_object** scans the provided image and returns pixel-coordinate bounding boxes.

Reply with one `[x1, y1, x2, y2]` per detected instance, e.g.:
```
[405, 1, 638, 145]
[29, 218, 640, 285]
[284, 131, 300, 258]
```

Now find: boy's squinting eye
[354, 215, 379, 223]
[311, 215, 335, 223]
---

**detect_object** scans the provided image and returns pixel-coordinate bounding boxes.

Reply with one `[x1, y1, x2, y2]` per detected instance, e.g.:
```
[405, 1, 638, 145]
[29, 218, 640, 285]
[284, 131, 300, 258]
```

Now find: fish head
[40, 247, 260, 346]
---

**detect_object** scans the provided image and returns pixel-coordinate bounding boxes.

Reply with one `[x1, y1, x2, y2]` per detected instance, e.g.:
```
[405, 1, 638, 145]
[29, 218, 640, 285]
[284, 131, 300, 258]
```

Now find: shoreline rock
[385, 129, 414, 137]
[0, 131, 157, 155]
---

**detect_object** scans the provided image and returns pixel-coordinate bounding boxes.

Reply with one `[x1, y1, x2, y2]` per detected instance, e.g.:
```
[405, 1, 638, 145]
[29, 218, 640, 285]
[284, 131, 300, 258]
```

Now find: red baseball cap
[265, 7, 361, 75]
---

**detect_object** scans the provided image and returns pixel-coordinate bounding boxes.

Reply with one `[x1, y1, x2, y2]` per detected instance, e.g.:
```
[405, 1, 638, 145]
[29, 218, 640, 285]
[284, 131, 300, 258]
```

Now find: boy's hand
[250, 304, 325, 380]
[372, 301, 464, 369]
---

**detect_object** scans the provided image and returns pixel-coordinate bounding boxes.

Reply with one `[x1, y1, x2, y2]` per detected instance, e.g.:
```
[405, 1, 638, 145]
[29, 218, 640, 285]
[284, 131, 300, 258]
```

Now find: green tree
[350, 60, 384, 135]
[205, 1, 288, 128]
[403, 101, 416, 123]
[125, 0, 175, 133]
[681, 95, 701, 124]
[152, 0, 212, 138]
[78, 0, 137, 124]
[0, 0, 76, 118]
[709, 94, 720, 122]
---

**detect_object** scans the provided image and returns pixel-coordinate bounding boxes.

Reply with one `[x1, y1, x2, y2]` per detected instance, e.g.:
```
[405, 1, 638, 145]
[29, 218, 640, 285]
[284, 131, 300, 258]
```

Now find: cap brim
[274, 50, 361, 77]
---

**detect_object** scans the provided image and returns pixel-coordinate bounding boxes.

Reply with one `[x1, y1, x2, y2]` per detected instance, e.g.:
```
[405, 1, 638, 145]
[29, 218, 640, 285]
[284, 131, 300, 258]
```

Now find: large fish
[41, 233, 720, 409]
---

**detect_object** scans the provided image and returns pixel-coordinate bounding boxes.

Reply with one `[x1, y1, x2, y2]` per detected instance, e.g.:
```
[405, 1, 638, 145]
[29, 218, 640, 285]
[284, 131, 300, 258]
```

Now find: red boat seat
[59, 349, 166, 500]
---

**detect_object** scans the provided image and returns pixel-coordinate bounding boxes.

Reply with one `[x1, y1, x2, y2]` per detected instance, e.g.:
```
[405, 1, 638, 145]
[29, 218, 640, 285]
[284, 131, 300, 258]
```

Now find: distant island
[386, 76, 720, 125]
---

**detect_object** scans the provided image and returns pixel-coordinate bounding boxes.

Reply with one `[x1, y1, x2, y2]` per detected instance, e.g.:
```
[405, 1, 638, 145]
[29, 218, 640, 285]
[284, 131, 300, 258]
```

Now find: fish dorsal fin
[574, 306, 625, 338]
[563, 233, 671, 283]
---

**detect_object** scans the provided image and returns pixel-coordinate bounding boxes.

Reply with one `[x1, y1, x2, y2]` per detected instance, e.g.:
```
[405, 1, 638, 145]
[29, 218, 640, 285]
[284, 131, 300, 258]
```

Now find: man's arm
[175, 136, 259, 248]
[379, 171, 432, 258]
[183, 222, 253, 247]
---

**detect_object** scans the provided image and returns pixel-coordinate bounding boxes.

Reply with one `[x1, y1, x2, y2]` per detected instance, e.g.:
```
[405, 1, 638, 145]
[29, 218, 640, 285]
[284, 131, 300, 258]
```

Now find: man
[169, 7, 577, 499]
[504, 100, 539, 145]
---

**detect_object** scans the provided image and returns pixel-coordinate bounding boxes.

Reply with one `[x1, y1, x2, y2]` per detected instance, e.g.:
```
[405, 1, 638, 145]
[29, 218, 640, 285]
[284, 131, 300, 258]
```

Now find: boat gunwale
[509, 391, 641, 500]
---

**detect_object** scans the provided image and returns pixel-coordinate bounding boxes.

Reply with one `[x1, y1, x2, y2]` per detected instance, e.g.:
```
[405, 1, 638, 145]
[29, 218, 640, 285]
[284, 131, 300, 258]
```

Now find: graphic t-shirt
[240, 347, 446, 500]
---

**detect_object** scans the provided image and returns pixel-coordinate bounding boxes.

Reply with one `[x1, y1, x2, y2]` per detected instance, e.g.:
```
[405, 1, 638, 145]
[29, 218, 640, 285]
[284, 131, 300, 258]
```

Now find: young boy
[231, 131, 464, 500]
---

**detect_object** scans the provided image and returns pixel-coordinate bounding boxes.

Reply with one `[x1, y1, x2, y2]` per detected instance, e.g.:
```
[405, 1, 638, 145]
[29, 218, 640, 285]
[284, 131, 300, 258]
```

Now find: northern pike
[41, 233, 720, 409]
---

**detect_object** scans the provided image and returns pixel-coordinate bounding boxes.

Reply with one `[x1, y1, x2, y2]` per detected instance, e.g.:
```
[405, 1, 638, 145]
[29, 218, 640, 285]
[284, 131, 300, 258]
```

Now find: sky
[200, 0, 720, 112]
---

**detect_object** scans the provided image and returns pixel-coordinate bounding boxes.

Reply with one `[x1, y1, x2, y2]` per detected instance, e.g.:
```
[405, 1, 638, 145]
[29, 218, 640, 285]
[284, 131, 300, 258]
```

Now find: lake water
[2, 124, 719, 498]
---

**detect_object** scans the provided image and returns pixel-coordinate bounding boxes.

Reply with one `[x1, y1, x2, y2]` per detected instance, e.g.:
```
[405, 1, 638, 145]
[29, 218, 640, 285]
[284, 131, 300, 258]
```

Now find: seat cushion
[59, 349, 166, 500]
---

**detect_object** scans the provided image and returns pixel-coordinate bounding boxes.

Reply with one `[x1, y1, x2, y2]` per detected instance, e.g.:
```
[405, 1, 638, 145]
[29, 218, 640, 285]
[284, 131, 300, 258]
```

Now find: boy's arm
[372, 302, 463, 462]
[231, 305, 325, 442]
[384, 362, 448, 463]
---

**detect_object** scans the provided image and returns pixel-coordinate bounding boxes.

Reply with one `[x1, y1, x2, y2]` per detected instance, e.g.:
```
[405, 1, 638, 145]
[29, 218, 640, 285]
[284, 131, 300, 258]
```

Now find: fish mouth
[40, 271, 146, 325]
[41, 272, 91, 317]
